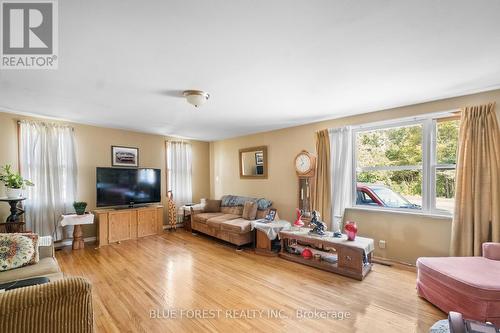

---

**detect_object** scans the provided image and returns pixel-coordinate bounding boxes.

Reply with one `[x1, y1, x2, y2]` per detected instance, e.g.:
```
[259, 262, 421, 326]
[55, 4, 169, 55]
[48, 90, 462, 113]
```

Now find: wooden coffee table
[279, 228, 374, 280]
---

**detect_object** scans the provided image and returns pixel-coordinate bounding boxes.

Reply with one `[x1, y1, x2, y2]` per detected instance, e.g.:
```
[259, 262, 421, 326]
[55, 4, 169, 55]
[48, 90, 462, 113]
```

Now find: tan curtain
[313, 129, 332, 228]
[451, 102, 500, 256]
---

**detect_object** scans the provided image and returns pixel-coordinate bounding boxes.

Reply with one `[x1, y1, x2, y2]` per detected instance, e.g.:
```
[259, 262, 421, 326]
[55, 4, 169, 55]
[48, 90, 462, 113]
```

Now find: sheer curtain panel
[329, 126, 353, 233]
[167, 141, 193, 208]
[19, 121, 77, 240]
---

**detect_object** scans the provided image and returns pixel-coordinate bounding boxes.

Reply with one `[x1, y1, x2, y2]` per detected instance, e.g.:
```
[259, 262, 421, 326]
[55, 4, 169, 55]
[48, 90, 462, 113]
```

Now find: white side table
[251, 220, 292, 256]
[60, 214, 94, 250]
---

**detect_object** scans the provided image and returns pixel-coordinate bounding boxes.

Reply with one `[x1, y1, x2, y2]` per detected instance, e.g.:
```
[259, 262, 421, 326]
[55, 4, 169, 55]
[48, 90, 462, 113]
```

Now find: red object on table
[294, 208, 304, 227]
[344, 221, 358, 241]
[301, 248, 313, 259]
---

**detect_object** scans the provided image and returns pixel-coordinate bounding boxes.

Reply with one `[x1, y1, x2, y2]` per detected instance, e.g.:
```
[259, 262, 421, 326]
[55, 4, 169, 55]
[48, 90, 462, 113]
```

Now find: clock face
[295, 153, 311, 173]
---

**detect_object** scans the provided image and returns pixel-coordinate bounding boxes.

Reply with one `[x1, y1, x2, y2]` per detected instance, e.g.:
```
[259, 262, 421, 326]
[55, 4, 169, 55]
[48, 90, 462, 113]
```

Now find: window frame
[351, 111, 459, 217]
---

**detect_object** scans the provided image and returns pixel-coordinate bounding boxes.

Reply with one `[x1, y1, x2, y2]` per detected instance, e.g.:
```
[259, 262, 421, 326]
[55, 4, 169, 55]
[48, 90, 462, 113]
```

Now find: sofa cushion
[193, 212, 225, 224]
[38, 245, 53, 260]
[206, 214, 241, 229]
[242, 201, 258, 220]
[202, 199, 221, 213]
[0, 234, 39, 272]
[220, 206, 243, 215]
[220, 218, 252, 234]
[0, 257, 62, 284]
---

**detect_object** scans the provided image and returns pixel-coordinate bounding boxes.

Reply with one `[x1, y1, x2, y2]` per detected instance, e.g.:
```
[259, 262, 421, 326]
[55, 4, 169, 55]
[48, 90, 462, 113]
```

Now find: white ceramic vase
[5, 187, 23, 199]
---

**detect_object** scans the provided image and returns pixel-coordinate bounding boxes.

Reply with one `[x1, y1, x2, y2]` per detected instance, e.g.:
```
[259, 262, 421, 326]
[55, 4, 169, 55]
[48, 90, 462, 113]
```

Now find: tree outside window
[354, 116, 459, 215]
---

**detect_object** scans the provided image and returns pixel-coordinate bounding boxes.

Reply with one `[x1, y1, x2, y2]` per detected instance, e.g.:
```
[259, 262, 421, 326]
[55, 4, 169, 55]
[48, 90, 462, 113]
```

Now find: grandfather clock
[294, 150, 316, 224]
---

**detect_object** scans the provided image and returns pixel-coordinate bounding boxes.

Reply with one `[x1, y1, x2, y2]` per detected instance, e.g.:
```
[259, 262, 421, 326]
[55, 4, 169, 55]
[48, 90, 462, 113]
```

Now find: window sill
[347, 206, 452, 220]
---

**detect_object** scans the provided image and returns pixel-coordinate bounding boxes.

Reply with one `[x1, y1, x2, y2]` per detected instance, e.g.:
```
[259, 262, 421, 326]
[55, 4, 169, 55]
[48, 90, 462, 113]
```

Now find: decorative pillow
[242, 201, 258, 220]
[203, 199, 221, 213]
[0, 233, 39, 272]
[8, 233, 39, 263]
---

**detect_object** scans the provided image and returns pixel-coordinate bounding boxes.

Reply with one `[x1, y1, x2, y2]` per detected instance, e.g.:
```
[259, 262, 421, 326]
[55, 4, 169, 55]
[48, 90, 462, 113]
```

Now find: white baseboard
[54, 236, 97, 248]
[54, 225, 185, 248]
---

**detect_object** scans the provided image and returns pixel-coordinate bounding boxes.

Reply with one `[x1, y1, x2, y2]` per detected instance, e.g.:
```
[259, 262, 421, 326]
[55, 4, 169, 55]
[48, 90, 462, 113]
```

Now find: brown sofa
[191, 195, 275, 247]
[0, 237, 94, 332]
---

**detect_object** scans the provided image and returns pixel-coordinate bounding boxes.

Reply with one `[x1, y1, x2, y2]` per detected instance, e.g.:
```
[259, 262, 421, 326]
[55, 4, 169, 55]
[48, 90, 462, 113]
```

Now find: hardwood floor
[56, 230, 445, 333]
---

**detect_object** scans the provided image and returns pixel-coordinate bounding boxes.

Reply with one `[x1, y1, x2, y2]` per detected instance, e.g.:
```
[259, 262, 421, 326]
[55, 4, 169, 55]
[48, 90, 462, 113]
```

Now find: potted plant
[0, 165, 34, 199]
[73, 201, 87, 215]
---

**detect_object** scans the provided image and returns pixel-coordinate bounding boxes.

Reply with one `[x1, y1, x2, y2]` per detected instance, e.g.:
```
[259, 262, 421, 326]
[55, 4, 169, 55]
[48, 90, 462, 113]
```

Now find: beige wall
[210, 89, 500, 265]
[0, 112, 211, 239]
[1, 89, 499, 263]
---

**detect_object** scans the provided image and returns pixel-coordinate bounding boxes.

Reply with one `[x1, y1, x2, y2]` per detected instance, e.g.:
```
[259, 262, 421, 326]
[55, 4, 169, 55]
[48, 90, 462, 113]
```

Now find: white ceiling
[1, 0, 500, 141]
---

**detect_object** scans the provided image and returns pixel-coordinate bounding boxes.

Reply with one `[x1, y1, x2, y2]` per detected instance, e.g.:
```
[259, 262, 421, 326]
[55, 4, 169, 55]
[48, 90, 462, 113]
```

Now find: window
[19, 120, 77, 240]
[434, 119, 459, 213]
[353, 114, 459, 215]
[166, 141, 193, 207]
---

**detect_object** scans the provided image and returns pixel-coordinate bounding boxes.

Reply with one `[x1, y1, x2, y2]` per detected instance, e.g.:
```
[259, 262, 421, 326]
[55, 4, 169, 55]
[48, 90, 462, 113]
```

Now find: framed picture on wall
[111, 146, 139, 167]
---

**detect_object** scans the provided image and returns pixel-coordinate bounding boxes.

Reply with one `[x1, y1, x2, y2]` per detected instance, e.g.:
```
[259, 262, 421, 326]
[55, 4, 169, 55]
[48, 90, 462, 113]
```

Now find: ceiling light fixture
[183, 90, 210, 108]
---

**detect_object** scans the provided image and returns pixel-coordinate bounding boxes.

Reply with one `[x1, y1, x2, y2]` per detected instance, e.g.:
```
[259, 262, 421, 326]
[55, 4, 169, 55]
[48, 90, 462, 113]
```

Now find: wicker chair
[0, 276, 94, 333]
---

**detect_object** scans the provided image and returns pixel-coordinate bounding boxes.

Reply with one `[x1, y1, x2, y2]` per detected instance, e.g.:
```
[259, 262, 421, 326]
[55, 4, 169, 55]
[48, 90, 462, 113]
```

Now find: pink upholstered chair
[417, 242, 500, 326]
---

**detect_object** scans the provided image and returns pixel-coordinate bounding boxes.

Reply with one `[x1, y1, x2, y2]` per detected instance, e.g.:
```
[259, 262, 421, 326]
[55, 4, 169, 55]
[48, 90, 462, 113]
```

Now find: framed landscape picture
[111, 146, 139, 167]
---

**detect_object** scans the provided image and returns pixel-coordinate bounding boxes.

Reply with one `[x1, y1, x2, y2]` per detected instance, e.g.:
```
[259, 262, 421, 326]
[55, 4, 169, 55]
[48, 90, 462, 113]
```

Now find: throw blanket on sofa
[221, 195, 272, 210]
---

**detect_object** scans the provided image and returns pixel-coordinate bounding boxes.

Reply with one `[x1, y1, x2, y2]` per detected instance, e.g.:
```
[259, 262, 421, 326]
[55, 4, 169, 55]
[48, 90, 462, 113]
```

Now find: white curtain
[167, 141, 192, 207]
[19, 121, 77, 240]
[329, 126, 353, 233]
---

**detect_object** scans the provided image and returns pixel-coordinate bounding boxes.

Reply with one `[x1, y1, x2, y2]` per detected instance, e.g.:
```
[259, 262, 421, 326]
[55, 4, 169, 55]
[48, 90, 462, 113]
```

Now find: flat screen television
[96, 167, 161, 207]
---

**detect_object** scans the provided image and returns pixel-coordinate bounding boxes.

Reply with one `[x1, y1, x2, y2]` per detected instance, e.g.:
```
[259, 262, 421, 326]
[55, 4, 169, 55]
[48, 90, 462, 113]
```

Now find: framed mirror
[239, 146, 268, 179]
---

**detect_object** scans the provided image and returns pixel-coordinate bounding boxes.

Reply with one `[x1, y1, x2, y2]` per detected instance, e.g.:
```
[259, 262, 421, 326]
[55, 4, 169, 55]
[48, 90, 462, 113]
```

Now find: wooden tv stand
[94, 205, 164, 248]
